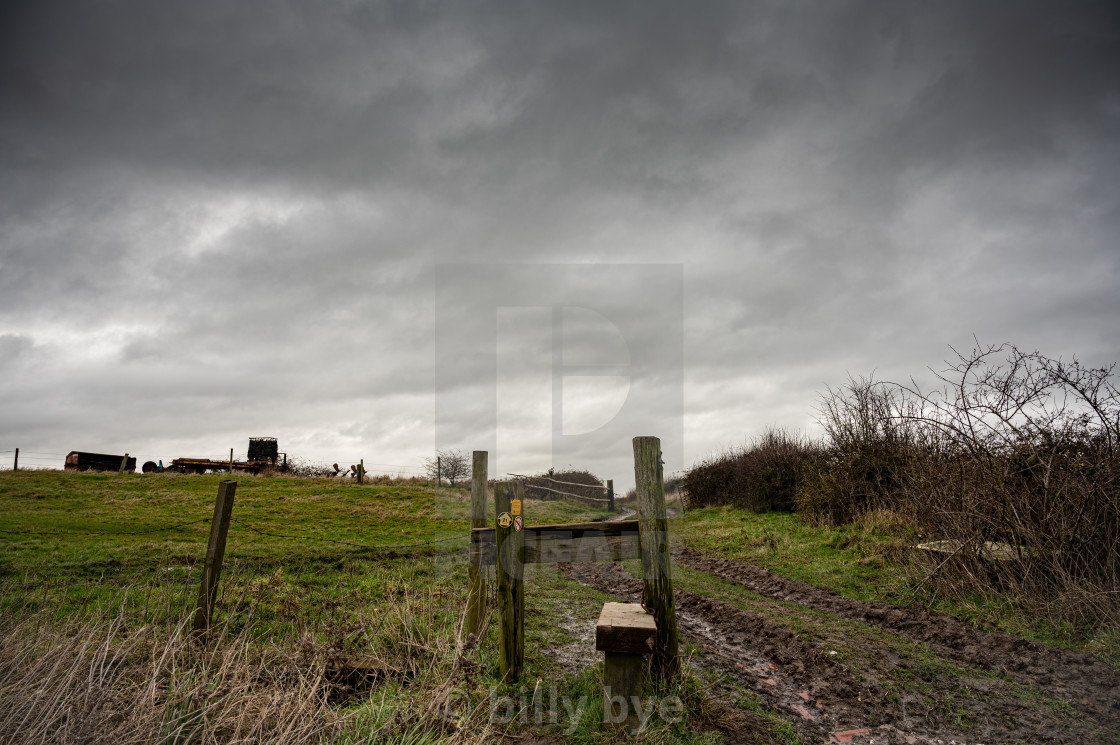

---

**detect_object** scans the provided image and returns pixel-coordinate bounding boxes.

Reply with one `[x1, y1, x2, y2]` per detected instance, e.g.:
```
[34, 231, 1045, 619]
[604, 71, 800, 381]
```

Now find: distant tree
[424, 448, 470, 486]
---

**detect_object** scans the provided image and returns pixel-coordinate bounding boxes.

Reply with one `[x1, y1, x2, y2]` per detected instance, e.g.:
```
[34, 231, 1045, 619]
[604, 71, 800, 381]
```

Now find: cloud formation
[2, 1, 1118, 487]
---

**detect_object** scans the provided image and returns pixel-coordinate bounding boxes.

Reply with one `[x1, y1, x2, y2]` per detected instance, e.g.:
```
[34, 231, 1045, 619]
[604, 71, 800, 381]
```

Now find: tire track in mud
[561, 557, 1120, 744]
[674, 546, 1120, 726]
[559, 562, 927, 744]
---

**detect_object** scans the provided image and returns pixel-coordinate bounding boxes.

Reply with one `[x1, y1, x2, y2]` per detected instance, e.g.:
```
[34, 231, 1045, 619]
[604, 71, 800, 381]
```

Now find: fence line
[507, 472, 609, 490]
[228, 517, 468, 551]
[0, 515, 470, 553]
[0, 574, 411, 609]
[513, 481, 610, 503]
[0, 576, 194, 590]
[0, 517, 212, 536]
[506, 473, 611, 503]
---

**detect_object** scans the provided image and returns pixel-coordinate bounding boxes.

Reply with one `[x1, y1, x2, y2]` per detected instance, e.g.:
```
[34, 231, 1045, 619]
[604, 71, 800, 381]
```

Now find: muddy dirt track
[560, 550, 1120, 745]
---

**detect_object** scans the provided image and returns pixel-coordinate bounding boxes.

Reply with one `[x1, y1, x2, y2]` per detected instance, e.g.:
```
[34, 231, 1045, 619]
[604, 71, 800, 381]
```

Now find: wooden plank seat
[596, 602, 656, 730]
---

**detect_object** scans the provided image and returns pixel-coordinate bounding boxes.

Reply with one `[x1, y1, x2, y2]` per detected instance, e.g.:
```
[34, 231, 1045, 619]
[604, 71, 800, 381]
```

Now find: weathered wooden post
[118, 453, 130, 474]
[193, 480, 237, 635]
[357, 459, 364, 485]
[633, 436, 678, 678]
[607, 479, 614, 511]
[437, 456, 442, 485]
[229, 448, 234, 474]
[465, 450, 488, 639]
[12, 448, 17, 471]
[494, 480, 524, 682]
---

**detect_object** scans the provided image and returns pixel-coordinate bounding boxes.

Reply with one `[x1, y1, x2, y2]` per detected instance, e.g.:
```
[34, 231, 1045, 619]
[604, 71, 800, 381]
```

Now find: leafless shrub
[810, 342, 1120, 626]
[797, 377, 920, 523]
[282, 457, 340, 479]
[424, 449, 470, 486]
[894, 343, 1119, 625]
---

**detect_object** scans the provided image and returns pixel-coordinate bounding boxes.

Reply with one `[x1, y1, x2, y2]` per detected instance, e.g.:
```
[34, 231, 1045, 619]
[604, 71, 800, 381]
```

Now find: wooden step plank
[596, 601, 657, 654]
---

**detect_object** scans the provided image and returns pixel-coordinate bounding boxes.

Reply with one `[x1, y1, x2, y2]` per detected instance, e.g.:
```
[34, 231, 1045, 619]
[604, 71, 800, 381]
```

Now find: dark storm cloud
[1, 1, 1118, 484]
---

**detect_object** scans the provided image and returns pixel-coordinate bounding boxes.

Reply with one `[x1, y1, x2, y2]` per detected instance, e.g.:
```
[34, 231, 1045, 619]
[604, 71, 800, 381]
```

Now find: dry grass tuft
[0, 601, 343, 744]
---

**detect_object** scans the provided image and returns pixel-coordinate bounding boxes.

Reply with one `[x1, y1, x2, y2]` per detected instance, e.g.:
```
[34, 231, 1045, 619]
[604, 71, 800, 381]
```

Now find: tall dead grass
[0, 598, 342, 744]
[0, 560, 505, 745]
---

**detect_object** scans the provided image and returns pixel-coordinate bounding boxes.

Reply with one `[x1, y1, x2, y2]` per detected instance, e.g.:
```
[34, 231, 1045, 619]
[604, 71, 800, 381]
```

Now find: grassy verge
[672, 505, 1120, 663]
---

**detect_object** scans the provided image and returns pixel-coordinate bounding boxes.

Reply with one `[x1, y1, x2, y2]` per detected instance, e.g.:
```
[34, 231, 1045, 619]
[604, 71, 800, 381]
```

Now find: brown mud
[560, 554, 1120, 745]
[675, 546, 1120, 722]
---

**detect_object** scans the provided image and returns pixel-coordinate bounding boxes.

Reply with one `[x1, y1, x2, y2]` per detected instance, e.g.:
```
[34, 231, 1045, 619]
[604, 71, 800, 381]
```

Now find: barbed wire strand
[0, 517, 211, 536]
[507, 480, 609, 503]
[228, 517, 467, 551]
[506, 473, 609, 490]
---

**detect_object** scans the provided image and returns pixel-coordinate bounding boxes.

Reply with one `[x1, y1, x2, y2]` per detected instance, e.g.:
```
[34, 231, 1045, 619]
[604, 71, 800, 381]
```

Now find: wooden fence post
[633, 436, 678, 679]
[193, 480, 237, 635]
[437, 456, 442, 485]
[357, 459, 364, 485]
[118, 453, 130, 475]
[465, 450, 488, 639]
[495, 480, 524, 682]
[229, 448, 234, 474]
[607, 479, 614, 511]
[12, 448, 17, 471]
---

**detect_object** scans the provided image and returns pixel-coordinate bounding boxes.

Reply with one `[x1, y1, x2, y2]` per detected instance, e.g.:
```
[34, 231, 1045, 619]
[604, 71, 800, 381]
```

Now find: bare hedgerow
[811, 342, 1120, 627]
[685, 428, 819, 512]
[798, 376, 920, 523]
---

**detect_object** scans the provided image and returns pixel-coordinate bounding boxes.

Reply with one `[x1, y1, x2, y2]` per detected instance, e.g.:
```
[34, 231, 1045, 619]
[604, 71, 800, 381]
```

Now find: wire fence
[506, 472, 612, 503]
[0, 509, 473, 610]
[227, 517, 468, 552]
[0, 518, 213, 536]
[0, 567, 453, 618]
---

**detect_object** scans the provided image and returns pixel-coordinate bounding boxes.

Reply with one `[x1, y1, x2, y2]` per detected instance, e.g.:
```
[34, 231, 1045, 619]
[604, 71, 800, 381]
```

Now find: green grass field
[3, 470, 1114, 743]
[0, 470, 728, 744]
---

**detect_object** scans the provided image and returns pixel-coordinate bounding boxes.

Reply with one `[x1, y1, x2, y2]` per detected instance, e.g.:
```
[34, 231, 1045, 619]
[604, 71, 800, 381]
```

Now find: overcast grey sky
[1, 1, 1118, 488]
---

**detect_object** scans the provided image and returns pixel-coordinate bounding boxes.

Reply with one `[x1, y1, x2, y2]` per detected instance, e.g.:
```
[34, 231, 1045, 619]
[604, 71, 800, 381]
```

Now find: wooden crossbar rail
[471, 519, 639, 565]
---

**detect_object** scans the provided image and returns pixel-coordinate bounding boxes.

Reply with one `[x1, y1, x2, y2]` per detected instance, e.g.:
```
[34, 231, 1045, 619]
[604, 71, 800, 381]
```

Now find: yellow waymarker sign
[511, 499, 522, 516]
[497, 512, 512, 528]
